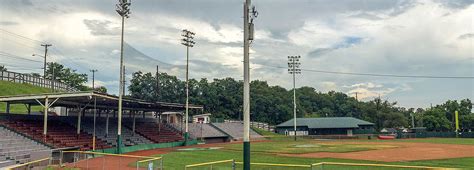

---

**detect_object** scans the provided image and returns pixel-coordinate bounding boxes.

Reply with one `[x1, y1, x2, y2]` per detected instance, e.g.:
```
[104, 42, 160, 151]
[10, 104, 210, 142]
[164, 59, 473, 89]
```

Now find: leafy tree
[46, 62, 88, 90]
[128, 70, 473, 131]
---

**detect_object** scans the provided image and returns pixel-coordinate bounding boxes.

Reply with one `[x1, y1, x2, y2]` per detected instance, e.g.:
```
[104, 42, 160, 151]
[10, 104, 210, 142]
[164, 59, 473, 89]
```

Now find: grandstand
[0, 126, 51, 167]
[0, 91, 203, 168]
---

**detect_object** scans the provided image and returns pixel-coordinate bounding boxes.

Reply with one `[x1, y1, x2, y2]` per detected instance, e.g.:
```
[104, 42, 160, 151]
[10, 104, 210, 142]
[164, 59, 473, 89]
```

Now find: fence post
[232, 159, 236, 170]
[59, 151, 63, 167]
[161, 158, 163, 170]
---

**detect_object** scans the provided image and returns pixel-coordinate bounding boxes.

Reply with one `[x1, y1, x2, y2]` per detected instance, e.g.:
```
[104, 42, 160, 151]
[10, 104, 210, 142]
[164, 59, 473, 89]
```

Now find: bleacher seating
[0, 126, 51, 168]
[212, 122, 263, 140]
[171, 123, 228, 139]
[129, 122, 183, 143]
[63, 117, 153, 147]
[0, 118, 112, 151]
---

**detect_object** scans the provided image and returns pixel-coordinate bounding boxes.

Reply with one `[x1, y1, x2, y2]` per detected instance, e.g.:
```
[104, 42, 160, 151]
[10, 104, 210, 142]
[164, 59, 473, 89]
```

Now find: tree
[0, 65, 7, 71]
[46, 62, 88, 90]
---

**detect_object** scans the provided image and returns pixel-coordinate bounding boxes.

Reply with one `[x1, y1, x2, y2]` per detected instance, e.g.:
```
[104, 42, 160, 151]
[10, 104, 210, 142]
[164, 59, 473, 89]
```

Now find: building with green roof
[275, 117, 374, 136]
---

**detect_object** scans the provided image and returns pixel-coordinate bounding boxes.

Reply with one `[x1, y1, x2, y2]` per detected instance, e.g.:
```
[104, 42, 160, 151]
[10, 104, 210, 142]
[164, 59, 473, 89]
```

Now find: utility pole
[355, 92, 358, 101]
[90, 69, 98, 150]
[115, 0, 131, 154]
[90, 69, 98, 91]
[243, 0, 257, 169]
[41, 44, 52, 79]
[288, 56, 301, 141]
[181, 29, 195, 145]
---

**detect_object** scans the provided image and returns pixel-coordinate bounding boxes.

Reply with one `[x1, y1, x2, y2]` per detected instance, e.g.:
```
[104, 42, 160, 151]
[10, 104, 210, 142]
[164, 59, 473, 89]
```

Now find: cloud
[83, 19, 120, 36]
[458, 33, 474, 40]
[0, 21, 18, 26]
[0, 0, 472, 109]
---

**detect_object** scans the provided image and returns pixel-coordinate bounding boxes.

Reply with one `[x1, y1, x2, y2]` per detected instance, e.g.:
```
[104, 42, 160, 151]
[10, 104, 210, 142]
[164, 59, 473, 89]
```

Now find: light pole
[288, 56, 301, 141]
[181, 29, 195, 145]
[115, 0, 131, 154]
[243, 0, 258, 169]
[90, 69, 98, 150]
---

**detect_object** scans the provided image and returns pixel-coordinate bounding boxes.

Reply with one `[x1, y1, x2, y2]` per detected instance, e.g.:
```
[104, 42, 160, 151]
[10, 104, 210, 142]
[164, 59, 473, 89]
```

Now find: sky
[0, 0, 473, 109]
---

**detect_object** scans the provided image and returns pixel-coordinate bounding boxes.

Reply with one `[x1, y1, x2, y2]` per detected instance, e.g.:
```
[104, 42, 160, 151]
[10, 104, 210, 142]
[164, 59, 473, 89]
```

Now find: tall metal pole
[181, 29, 195, 145]
[116, 0, 130, 154]
[90, 69, 97, 150]
[292, 59, 296, 141]
[243, 0, 251, 169]
[186, 44, 189, 142]
[288, 56, 300, 141]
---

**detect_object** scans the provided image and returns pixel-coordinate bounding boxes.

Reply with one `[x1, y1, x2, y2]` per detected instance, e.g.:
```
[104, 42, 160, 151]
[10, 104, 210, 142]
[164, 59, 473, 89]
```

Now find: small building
[192, 113, 211, 124]
[276, 117, 374, 136]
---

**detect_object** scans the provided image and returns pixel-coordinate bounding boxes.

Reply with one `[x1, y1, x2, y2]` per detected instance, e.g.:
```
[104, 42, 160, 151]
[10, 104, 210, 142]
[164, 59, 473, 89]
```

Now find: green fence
[96, 139, 198, 154]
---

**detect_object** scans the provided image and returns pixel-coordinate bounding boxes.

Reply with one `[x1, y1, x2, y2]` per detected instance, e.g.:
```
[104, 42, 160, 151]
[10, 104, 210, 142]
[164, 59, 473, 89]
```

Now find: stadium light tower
[181, 29, 195, 145]
[115, 0, 131, 154]
[288, 56, 301, 141]
[243, 0, 258, 169]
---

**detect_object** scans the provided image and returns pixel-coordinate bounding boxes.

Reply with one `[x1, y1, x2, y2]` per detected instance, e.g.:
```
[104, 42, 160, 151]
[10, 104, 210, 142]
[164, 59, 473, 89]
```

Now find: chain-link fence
[60, 151, 163, 170]
[186, 160, 452, 170]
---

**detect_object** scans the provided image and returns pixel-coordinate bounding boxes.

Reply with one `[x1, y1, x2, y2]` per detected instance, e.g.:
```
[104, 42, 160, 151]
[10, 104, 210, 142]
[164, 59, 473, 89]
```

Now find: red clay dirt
[280, 141, 474, 162]
[61, 141, 253, 170]
[63, 139, 474, 169]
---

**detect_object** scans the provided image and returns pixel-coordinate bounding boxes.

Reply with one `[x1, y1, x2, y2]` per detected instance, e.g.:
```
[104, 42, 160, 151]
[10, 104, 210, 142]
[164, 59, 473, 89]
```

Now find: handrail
[185, 159, 234, 168]
[61, 150, 160, 159]
[314, 162, 455, 169]
[235, 162, 311, 167]
[7, 157, 50, 170]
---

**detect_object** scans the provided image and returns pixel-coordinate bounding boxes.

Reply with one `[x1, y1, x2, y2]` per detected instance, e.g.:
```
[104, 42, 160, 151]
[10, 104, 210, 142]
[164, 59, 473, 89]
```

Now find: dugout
[276, 117, 374, 136]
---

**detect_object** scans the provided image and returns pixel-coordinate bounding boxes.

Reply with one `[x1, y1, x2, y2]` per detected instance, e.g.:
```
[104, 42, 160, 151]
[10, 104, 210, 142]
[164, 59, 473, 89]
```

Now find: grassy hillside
[0, 80, 51, 113]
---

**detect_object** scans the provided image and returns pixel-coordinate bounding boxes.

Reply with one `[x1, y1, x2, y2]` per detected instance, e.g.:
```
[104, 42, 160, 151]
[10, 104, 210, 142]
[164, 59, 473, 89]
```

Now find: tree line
[125, 71, 473, 131]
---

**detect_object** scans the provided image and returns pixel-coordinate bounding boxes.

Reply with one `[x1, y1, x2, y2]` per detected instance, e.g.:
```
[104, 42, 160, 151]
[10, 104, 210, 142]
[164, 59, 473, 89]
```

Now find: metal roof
[0, 91, 203, 111]
[276, 117, 374, 129]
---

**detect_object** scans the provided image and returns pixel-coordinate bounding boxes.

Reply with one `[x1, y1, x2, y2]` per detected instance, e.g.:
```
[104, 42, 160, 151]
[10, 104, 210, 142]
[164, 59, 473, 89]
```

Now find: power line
[0, 52, 42, 63]
[0, 28, 45, 44]
[258, 64, 474, 79]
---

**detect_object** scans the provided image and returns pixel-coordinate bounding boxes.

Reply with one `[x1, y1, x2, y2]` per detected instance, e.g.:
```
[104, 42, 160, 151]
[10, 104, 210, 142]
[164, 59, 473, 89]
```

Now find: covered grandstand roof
[0, 91, 203, 111]
[276, 117, 374, 129]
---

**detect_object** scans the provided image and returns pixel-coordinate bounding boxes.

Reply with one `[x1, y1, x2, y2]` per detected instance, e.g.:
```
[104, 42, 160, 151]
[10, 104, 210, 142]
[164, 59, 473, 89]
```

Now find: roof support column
[105, 110, 109, 137]
[27, 104, 31, 115]
[132, 111, 136, 136]
[77, 106, 83, 135]
[43, 96, 49, 139]
[5, 102, 10, 114]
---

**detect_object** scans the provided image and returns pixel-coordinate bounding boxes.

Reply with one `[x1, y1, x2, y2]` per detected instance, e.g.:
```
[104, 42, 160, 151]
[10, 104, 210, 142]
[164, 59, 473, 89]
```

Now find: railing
[0, 70, 77, 92]
[60, 150, 163, 170]
[6, 157, 51, 170]
[185, 160, 454, 170]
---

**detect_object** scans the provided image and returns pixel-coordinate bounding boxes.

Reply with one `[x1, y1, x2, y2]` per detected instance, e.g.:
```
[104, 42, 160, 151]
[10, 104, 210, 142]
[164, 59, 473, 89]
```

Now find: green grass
[335, 137, 474, 145]
[137, 147, 474, 169]
[394, 138, 474, 145]
[0, 80, 50, 113]
[132, 137, 474, 169]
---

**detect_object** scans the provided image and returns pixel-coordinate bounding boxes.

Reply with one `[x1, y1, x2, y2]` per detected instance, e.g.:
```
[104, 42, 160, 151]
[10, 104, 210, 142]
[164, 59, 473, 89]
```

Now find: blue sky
[0, 0, 472, 109]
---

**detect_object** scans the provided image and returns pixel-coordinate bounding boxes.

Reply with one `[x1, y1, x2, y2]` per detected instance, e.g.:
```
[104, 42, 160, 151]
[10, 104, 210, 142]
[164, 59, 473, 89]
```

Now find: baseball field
[62, 130, 474, 169]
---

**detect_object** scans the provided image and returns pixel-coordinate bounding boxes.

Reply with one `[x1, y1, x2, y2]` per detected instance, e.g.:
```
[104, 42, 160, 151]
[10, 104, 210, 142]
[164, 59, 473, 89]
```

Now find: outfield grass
[0, 80, 50, 113]
[138, 146, 474, 169]
[133, 135, 474, 169]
